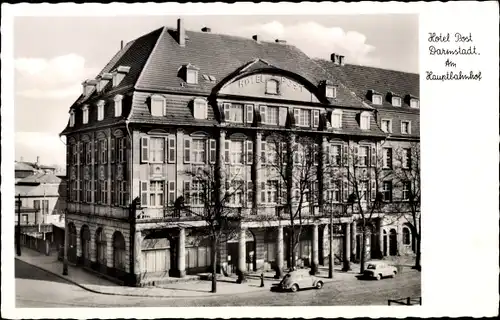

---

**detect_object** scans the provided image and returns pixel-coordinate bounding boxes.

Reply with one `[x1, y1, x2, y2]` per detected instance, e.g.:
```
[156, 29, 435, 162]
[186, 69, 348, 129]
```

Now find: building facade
[60, 19, 420, 286]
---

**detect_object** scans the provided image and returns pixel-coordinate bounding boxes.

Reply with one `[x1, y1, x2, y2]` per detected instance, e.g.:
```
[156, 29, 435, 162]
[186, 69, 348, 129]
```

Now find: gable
[219, 73, 320, 103]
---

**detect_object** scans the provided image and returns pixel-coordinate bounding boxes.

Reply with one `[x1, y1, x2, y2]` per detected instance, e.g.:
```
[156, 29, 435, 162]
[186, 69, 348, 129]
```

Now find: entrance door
[383, 231, 388, 257]
[389, 229, 398, 256]
[226, 243, 238, 275]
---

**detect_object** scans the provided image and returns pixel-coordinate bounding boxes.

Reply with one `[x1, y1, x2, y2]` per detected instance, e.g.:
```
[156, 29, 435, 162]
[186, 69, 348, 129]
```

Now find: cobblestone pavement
[15, 259, 420, 308]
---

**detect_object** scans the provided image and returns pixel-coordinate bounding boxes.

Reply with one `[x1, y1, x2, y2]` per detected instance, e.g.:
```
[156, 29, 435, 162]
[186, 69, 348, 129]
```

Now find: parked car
[363, 261, 398, 280]
[272, 269, 324, 292]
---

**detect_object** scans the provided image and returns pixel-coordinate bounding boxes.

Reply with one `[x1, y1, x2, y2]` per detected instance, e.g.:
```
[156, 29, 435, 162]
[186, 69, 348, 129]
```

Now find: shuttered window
[209, 139, 216, 164]
[141, 137, 149, 163]
[246, 104, 254, 123]
[168, 137, 176, 163]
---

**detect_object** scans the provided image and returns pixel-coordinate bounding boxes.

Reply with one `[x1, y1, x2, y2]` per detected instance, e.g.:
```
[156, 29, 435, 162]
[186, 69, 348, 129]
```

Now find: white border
[2, 2, 499, 319]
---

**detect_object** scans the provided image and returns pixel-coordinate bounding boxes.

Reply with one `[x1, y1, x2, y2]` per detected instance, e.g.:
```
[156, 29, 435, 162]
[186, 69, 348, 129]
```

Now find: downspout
[125, 118, 136, 286]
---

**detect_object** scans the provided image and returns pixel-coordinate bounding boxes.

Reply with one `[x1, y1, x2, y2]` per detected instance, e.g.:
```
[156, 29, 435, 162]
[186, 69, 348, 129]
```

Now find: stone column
[177, 228, 186, 277]
[312, 224, 319, 274]
[342, 222, 351, 271]
[351, 220, 357, 262]
[238, 228, 247, 273]
[275, 226, 284, 278]
[254, 132, 262, 212]
[134, 230, 142, 284]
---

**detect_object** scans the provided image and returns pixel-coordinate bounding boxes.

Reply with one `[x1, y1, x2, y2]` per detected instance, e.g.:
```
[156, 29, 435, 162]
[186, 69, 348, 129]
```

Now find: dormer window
[325, 85, 337, 98]
[97, 100, 105, 121]
[82, 105, 89, 124]
[410, 98, 419, 109]
[193, 98, 208, 120]
[150, 95, 166, 117]
[112, 66, 130, 87]
[265, 79, 279, 95]
[360, 112, 371, 130]
[392, 96, 402, 107]
[114, 95, 123, 117]
[186, 69, 198, 84]
[331, 109, 342, 128]
[372, 94, 382, 105]
[69, 110, 75, 127]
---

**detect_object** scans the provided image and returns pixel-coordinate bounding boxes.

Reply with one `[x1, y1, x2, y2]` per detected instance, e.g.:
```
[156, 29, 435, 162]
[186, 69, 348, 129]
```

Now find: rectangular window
[33, 200, 40, 214]
[358, 146, 369, 166]
[410, 99, 419, 109]
[383, 148, 393, 169]
[246, 104, 254, 123]
[100, 180, 108, 204]
[83, 107, 89, 124]
[402, 181, 411, 201]
[149, 181, 164, 208]
[372, 94, 382, 105]
[98, 104, 104, 121]
[141, 137, 149, 163]
[228, 104, 243, 123]
[231, 141, 244, 164]
[392, 97, 402, 107]
[402, 148, 411, 169]
[100, 139, 108, 164]
[186, 69, 198, 84]
[332, 111, 342, 128]
[401, 121, 411, 134]
[168, 181, 176, 206]
[246, 141, 253, 164]
[260, 141, 266, 164]
[381, 119, 392, 133]
[361, 114, 370, 130]
[313, 110, 320, 127]
[208, 139, 216, 164]
[191, 181, 204, 206]
[168, 137, 176, 163]
[266, 180, 278, 204]
[330, 145, 341, 166]
[140, 181, 148, 206]
[326, 86, 336, 98]
[184, 138, 191, 163]
[382, 181, 393, 202]
[359, 180, 368, 202]
[114, 98, 122, 117]
[229, 180, 244, 206]
[85, 142, 92, 164]
[191, 139, 206, 163]
[326, 180, 341, 203]
[149, 137, 165, 163]
[151, 97, 165, 117]
[297, 109, 311, 127]
[110, 138, 116, 163]
[85, 180, 92, 202]
[247, 181, 253, 207]
[119, 138, 126, 163]
[266, 106, 279, 125]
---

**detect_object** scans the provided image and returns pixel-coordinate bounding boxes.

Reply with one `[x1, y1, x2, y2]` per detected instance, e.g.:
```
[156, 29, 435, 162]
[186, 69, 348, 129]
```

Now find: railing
[388, 296, 422, 306]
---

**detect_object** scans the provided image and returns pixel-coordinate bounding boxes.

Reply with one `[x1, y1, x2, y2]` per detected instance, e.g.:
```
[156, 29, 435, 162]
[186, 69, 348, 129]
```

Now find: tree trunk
[360, 228, 367, 273]
[211, 237, 218, 293]
[328, 222, 334, 278]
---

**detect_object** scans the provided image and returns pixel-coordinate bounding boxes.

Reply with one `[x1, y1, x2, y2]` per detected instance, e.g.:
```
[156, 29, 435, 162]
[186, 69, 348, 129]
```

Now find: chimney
[36, 156, 40, 165]
[330, 53, 339, 65]
[275, 39, 287, 44]
[177, 18, 185, 47]
[201, 27, 211, 33]
[338, 55, 345, 66]
[252, 35, 259, 42]
[120, 40, 124, 50]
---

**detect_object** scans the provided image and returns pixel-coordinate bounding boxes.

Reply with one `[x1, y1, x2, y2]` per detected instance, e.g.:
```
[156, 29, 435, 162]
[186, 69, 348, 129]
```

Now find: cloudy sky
[14, 15, 418, 167]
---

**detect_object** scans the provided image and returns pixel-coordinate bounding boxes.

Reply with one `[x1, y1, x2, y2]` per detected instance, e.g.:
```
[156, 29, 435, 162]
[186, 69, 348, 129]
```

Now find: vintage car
[272, 269, 324, 292]
[363, 261, 398, 280]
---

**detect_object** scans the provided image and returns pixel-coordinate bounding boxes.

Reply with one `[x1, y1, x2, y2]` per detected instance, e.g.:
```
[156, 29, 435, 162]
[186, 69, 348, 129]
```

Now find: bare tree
[391, 143, 421, 271]
[263, 133, 320, 275]
[179, 163, 245, 293]
[343, 142, 390, 273]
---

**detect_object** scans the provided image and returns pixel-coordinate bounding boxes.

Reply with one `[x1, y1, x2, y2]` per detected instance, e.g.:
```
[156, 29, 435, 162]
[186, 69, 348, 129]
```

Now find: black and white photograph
[2, 2, 498, 318]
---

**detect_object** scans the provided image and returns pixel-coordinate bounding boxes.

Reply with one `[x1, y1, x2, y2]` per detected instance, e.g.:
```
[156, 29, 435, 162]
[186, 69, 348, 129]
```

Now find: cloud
[15, 132, 66, 166]
[230, 21, 380, 67]
[15, 53, 99, 100]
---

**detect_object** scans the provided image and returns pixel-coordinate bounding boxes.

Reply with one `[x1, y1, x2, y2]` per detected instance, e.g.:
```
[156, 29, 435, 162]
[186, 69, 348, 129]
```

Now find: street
[15, 259, 420, 307]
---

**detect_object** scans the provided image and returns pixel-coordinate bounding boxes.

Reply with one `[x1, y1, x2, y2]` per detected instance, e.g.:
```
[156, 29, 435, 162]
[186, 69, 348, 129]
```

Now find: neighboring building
[60, 19, 420, 286]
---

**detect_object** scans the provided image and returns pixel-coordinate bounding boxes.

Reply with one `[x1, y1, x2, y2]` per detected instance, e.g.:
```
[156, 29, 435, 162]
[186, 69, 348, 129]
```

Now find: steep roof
[15, 162, 37, 171]
[15, 184, 63, 197]
[313, 59, 420, 112]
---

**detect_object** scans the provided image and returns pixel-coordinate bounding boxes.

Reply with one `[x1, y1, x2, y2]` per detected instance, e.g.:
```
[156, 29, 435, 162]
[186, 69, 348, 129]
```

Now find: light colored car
[363, 261, 398, 280]
[273, 269, 324, 292]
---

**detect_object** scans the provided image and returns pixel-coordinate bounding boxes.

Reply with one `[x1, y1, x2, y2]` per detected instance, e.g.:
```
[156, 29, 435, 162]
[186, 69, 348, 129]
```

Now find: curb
[15, 257, 271, 299]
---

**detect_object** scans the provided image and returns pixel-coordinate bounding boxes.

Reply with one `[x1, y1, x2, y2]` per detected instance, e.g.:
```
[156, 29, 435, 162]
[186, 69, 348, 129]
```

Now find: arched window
[331, 109, 342, 128]
[193, 98, 208, 120]
[403, 227, 411, 245]
[96, 228, 107, 265]
[150, 94, 166, 117]
[113, 231, 126, 271]
[360, 111, 371, 130]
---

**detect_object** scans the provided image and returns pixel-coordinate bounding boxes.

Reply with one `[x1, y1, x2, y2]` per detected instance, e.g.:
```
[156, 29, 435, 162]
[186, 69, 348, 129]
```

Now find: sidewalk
[15, 248, 273, 298]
